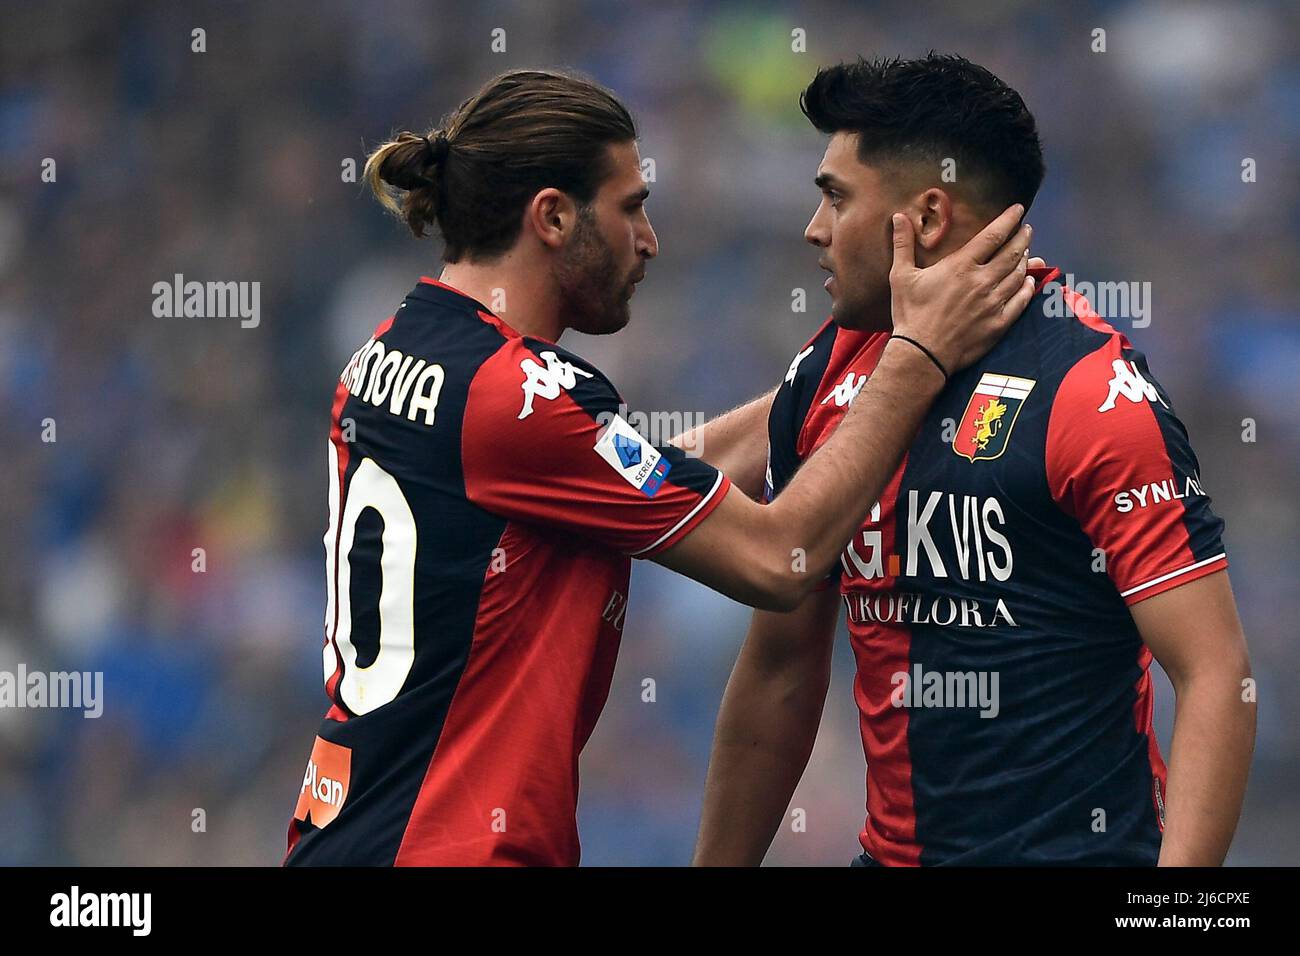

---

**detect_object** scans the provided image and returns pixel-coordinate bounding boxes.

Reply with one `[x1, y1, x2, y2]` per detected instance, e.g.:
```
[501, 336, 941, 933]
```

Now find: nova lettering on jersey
[340, 335, 445, 425]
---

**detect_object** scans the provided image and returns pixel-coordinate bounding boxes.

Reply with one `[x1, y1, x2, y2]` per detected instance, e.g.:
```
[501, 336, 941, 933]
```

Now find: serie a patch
[952, 373, 1036, 462]
[594, 415, 670, 497]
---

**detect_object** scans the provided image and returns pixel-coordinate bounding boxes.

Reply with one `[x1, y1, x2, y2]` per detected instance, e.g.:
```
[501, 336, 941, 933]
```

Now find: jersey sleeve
[764, 319, 842, 587]
[764, 318, 837, 504]
[763, 382, 800, 506]
[1046, 337, 1228, 605]
[461, 337, 730, 557]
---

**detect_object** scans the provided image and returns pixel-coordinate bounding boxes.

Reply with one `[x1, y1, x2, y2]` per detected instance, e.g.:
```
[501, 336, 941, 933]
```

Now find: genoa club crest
[952, 373, 1036, 462]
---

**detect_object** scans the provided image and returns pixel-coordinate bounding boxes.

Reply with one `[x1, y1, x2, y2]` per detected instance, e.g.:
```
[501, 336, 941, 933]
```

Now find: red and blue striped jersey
[285, 278, 729, 866]
[766, 266, 1227, 865]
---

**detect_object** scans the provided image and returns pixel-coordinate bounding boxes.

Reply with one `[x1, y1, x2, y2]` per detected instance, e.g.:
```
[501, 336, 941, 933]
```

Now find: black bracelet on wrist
[889, 334, 949, 384]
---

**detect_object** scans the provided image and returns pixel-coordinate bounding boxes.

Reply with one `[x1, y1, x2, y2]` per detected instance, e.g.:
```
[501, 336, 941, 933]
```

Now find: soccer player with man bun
[284, 68, 1036, 866]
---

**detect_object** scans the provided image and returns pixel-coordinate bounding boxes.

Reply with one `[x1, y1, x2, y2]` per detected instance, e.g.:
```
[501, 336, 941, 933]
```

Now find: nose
[805, 205, 830, 248]
[637, 215, 659, 260]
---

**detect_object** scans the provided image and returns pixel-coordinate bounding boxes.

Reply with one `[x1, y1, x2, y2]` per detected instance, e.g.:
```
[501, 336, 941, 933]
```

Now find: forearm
[653, 208, 1032, 609]
[764, 338, 941, 579]
[670, 388, 776, 499]
[1157, 669, 1256, 866]
[694, 621, 833, 865]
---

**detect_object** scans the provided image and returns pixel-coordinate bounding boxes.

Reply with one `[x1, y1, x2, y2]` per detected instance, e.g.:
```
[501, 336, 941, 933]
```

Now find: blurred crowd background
[1, 0, 1296, 865]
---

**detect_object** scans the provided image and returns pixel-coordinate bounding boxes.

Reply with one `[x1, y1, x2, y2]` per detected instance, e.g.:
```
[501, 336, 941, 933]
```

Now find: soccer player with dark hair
[694, 54, 1255, 867]
[284, 68, 1036, 865]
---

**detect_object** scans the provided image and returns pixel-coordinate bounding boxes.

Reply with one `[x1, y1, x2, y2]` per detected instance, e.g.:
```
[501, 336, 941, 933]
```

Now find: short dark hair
[365, 69, 637, 262]
[800, 53, 1045, 211]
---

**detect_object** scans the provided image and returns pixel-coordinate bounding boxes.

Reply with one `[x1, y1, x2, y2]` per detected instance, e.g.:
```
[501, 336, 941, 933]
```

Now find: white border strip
[975, 375, 1035, 400]
[633, 472, 725, 556]
[1120, 553, 1226, 598]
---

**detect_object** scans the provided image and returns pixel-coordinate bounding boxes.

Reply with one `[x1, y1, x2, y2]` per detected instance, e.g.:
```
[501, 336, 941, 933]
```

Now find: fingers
[985, 223, 1032, 281]
[961, 203, 1025, 265]
[889, 213, 916, 276]
[1028, 256, 1046, 270]
[999, 274, 1037, 323]
[990, 240, 1031, 302]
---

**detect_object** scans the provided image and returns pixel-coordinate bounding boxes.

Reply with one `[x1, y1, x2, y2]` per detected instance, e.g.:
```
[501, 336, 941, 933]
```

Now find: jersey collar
[1029, 264, 1062, 292]
[409, 276, 522, 339]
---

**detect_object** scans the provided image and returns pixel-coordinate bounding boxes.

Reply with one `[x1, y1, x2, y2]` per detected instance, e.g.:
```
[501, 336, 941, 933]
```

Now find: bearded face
[555, 204, 644, 337]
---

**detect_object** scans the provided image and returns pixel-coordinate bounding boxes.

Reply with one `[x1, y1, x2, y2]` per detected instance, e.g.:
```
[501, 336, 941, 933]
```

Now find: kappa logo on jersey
[1098, 359, 1168, 413]
[518, 350, 594, 420]
[293, 736, 352, 829]
[595, 415, 671, 497]
[953, 373, 1036, 462]
[785, 345, 814, 383]
[821, 371, 868, 407]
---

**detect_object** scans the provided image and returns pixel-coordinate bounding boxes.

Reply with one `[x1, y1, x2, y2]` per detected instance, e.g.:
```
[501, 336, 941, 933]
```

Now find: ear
[525, 187, 576, 251]
[914, 187, 954, 252]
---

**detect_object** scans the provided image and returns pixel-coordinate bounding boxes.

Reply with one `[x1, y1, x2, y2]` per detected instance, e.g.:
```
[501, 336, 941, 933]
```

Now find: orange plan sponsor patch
[293, 736, 352, 828]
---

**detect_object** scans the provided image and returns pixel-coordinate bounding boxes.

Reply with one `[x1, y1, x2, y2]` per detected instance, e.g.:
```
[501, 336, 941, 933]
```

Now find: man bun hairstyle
[364, 69, 637, 263]
[800, 53, 1045, 212]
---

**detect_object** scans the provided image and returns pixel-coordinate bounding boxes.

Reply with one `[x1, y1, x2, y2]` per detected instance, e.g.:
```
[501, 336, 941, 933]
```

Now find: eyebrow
[814, 172, 846, 191]
[625, 186, 650, 203]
